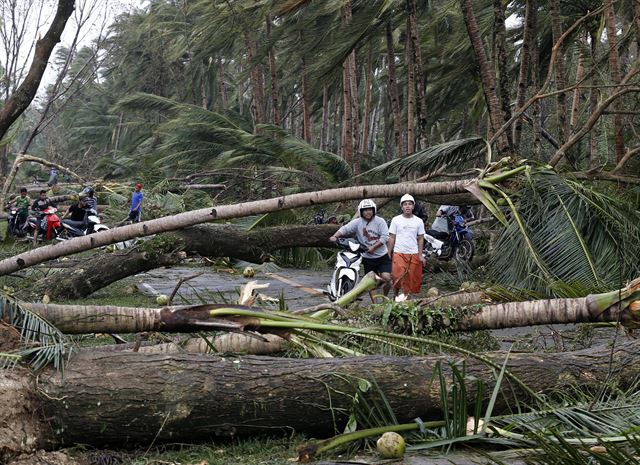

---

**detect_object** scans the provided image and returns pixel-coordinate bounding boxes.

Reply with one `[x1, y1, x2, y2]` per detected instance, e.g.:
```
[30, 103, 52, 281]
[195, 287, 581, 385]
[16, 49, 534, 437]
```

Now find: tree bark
[386, 20, 404, 157]
[549, 0, 568, 146]
[492, 0, 512, 148]
[0, 0, 75, 151]
[460, 0, 509, 153]
[244, 32, 265, 130]
[8, 342, 639, 450]
[321, 87, 330, 151]
[301, 53, 312, 143]
[27, 224, 340, 300]
[405, 15, 415, 155]
[408, 0, 428, 148]
[570, 46, 586, 131]
[604, 0, 625, 163]
[266, 16, 281, 127]
[513, 0, 537, 148]
[359, 44, 373, 163]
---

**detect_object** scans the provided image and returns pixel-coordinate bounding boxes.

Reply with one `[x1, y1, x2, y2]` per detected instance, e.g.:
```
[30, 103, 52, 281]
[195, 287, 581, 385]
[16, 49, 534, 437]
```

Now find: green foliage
[474, 166, 640, 297]
[0, 296, 68, 373]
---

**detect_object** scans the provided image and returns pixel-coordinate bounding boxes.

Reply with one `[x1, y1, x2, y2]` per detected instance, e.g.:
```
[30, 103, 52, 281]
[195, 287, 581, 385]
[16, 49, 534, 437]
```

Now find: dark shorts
[362, 254, 392, 275]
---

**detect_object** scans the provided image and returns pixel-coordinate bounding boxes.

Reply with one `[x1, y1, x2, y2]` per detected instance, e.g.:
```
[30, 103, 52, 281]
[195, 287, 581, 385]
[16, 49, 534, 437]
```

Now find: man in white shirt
[387, 194, 426, 297]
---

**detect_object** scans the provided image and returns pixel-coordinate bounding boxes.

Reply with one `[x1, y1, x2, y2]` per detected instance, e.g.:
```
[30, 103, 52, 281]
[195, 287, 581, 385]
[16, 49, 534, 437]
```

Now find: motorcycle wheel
[339, 279, 355, 296]
[455, 239, 474, 261]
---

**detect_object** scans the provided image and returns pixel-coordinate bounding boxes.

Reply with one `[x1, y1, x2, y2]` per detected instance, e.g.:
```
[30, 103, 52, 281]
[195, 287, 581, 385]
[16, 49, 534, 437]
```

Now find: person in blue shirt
[128, 183, 144, 222]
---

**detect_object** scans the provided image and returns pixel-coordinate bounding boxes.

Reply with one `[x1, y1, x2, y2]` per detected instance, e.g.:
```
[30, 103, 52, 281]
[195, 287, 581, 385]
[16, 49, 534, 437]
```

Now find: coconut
[156, 294, 170, 306]
[376, 432, 405, 459]
[243, 266, 256, 278]
[426, 287, 439, 297]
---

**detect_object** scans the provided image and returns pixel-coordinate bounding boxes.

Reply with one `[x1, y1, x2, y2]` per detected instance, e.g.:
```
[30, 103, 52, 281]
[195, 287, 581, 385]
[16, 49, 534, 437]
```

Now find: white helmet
[358, 199, 377, 217]
[400, 194, 415, 205]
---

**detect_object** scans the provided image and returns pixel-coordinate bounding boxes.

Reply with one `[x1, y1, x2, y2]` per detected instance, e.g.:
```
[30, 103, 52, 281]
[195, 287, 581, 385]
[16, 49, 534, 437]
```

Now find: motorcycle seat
[426, 229, 449, 240]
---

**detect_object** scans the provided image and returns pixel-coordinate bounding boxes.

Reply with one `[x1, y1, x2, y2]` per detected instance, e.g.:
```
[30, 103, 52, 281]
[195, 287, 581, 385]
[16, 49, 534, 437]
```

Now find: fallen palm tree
[1, 340, 640, 461]
[20, 278, 640, 335]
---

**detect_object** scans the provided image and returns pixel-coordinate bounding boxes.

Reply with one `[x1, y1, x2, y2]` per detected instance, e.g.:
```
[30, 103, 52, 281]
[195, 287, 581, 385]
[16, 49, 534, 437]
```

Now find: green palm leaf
[362, 137, 488, 179]
[0, 296, 68, 372]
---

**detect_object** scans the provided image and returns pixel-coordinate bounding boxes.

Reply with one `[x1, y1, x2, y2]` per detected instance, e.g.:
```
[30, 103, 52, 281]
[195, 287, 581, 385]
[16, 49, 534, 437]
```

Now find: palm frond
[487, 169, 640, 297]
[362, 137, 487, 179]
[0, 296, 68, 373]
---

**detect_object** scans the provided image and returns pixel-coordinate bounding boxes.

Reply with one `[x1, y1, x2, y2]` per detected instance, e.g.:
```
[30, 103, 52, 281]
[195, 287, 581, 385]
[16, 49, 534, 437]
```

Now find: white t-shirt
[389, 214, 425, 254]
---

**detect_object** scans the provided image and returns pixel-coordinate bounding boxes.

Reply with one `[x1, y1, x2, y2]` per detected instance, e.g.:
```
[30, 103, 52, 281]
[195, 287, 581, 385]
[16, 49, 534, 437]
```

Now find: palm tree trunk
[266, 16, 281, 126]
[604, 0, 625, 163]
[0, 180, 472, 277]
[7, 341, 638, 452]
[589, 33, 599, 167]
[244, 32, 265, 130]
[531, 25, 542, 158]
[385, 20, 404, 157]
[349, 49, 360, 153]
[405, 15, 415, 155]
[570, 46, 586, 131]
[492, 0, 512, 147]
[360, 44, 373, 159]
[550, 0, 568, 146]
[341, 58, 354, 165]
[238, 59, 244, 116]
[301, 53, 312, 143]
[320, 87, 330, 151]
[635, 0, 640, 52]
[513, 0, 537, 148]
[408, 0, 427, 149]
[218, 57, 228, 111]
[459, 0, 509, 153]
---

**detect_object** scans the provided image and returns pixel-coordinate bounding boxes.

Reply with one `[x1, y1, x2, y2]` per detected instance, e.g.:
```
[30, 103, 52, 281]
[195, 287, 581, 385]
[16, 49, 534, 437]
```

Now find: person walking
[128, 183, 144, 222]
[329, 199, 392, 303]
[387, 194, 426, 299]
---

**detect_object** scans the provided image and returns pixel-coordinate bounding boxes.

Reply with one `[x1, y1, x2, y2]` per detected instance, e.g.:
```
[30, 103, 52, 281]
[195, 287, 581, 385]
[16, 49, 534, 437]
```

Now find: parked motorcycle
[424, 213, 474, 262]
[59, 208, 109, 239]
[26, 206, 62, 242]
[325, 238, 366, 301]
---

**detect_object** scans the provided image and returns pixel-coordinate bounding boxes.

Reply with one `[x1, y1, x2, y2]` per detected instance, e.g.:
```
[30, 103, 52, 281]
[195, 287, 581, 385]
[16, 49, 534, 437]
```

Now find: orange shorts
[392, 253, 423, 294]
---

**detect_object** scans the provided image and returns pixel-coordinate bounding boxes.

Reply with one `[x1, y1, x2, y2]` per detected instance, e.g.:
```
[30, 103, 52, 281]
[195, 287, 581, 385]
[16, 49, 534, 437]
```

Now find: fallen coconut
[243, 266, 256, 278]
[376, 431, 405, 459]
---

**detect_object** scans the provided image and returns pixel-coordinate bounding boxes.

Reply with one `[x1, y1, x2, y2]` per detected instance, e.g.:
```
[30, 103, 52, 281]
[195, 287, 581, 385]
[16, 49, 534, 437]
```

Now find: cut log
[9, 341, 639, 451]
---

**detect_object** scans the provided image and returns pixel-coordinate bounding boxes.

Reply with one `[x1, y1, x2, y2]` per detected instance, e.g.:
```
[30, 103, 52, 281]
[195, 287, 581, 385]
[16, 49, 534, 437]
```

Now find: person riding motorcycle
[61, 197, 90, 230]
[30, 190, 56, 244]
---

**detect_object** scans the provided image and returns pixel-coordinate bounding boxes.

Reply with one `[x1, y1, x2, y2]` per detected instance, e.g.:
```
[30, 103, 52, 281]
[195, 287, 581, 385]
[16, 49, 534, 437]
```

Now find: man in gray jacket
[329, 199, 391, 303]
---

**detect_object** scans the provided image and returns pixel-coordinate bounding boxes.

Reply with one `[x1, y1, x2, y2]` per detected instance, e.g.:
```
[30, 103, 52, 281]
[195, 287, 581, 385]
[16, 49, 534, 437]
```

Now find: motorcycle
[26, 206, 63, 242]
[59, 208, 109, 239]
[325, 238, 367, 301]
[424, 213, 474, 262]
[6, 208, 27, 237]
